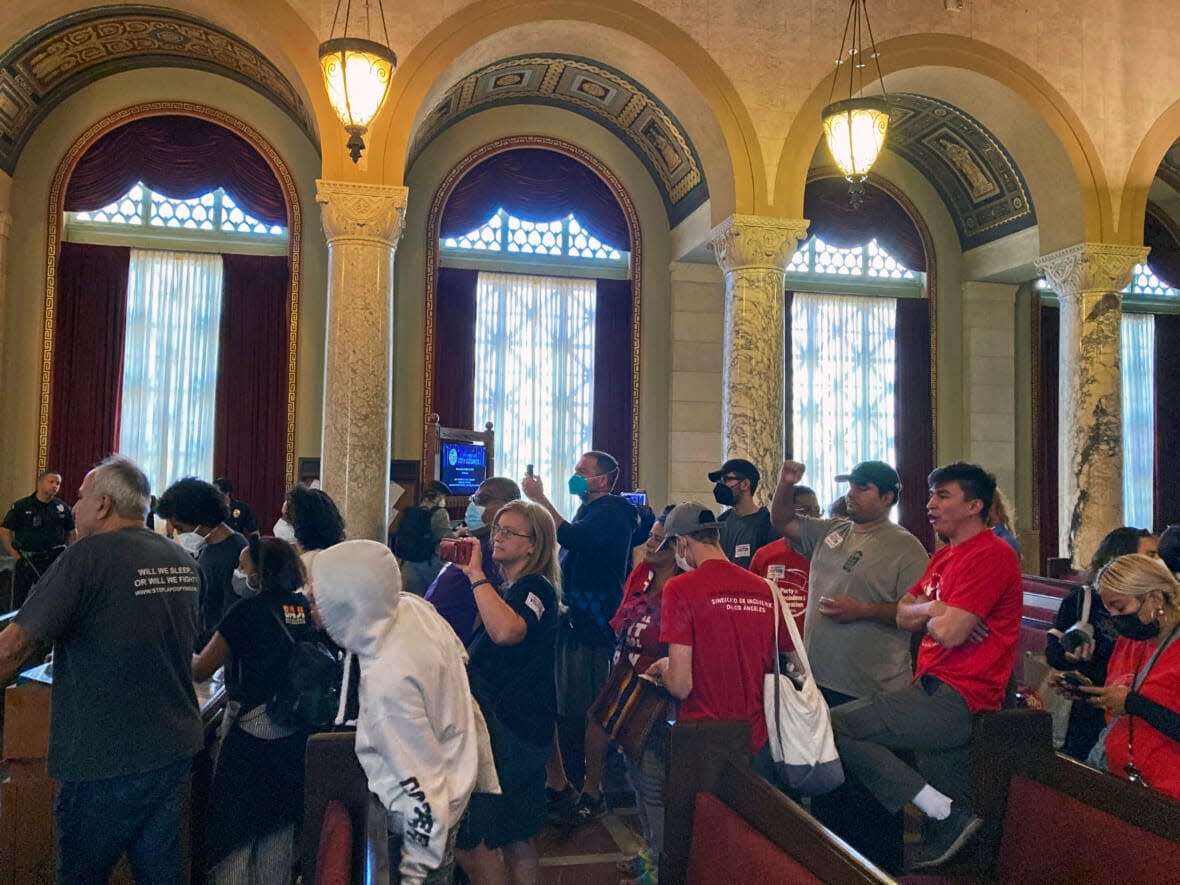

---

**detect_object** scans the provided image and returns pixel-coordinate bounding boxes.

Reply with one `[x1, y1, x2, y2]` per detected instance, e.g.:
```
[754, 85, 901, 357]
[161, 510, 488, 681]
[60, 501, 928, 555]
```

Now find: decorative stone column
[0, 208, 11, 373]
[316, 181, 408, 542]
[710, 215, 810, 504]
[1035, 243, 1147, 568]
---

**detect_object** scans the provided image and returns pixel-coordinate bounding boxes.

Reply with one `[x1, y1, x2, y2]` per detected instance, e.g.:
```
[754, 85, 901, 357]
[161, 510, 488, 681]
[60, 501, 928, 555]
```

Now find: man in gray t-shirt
[0, 456, 203, 883]
[770, 459, 928, 704]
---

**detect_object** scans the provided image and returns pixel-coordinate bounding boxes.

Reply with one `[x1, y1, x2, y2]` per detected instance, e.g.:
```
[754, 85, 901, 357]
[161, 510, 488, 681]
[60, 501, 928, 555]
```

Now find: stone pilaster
[1035, 243, 1148, 568]
[0, 208, 11, 375]
[316, 180, 408, 542]
[710, 215, 810, 505]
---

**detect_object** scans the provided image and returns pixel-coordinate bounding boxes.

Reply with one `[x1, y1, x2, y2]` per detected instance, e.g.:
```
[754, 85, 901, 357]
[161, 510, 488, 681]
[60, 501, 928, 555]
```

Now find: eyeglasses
[492, 525, 533, 540]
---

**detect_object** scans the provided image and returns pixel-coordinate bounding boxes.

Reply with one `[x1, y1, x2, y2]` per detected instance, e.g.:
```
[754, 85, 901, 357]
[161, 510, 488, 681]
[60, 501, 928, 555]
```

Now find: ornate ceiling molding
[0, 5, 315, 174]
[886, 93, 1036, 251]
[407, 53, 708, 227]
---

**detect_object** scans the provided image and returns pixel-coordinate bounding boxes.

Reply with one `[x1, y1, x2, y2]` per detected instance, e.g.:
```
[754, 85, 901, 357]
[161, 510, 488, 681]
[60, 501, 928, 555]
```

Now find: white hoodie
[310, 540, 496, 883]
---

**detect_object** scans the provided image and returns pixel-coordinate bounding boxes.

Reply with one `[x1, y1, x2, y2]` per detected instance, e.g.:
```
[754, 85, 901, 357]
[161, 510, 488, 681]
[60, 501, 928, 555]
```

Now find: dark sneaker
[911, 806, 984, 870]
[546, 785, 577, 820]
[568, 792, 607, 826]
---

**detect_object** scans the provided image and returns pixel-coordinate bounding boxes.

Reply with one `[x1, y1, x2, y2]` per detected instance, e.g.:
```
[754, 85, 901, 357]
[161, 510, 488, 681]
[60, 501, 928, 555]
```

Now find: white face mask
[674, 541, 694, 572]
[273, 518, 297, 544]
[176, 530, 207, 558]
[231, 568, 260, 598]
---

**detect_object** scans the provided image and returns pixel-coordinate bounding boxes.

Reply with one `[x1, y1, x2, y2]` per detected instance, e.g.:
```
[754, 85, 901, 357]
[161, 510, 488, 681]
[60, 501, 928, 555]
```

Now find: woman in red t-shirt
[1079, 553, 1180, 801]
[564, 509, 680, 877]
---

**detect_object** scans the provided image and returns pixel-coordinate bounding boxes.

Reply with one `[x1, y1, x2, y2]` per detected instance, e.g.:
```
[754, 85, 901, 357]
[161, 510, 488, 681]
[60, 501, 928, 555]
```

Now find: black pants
[11, 549, 63, 610]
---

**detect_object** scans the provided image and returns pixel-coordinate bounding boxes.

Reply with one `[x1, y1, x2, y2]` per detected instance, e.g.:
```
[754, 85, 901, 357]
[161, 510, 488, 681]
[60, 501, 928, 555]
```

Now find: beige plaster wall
[0, 67, 326, 504]
[397, 103, 673, 510]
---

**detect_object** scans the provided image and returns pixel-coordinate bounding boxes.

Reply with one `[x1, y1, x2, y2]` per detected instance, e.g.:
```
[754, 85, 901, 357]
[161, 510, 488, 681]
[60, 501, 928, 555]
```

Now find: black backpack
[266, 608, 343, 733]
[394, 505, 441, 562]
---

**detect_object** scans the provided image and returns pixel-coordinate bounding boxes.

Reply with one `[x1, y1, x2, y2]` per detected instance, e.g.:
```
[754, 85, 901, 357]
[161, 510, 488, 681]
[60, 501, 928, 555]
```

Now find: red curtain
[894, 297, 934, 550]
[213, 254, 291, 532]
[64, 115, 286, 225]
[432, 268, 479, 430]
[47, 243, 131, 502]
[804, 178, 926, 273]
[1155, 313, 1180, 529]
[593, 278, 635, 492]
[1038, 304, 1061, 571]
[440, 149, 629, 251]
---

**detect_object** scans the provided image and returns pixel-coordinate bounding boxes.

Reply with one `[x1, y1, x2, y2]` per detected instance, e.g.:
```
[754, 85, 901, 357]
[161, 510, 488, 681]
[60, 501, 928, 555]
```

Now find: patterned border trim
[408, 54, 707, 227]
[40, 101, 302, 487]
[0, 6, 316, 174]
[422, 136, 642, 488]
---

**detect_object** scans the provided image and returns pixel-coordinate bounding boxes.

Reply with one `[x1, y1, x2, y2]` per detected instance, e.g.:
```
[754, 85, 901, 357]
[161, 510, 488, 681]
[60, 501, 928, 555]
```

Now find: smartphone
[526, 464, 534, 477]
[1060, 671, 1093, 697]
[622, 490, 647, 506]
[438, 538, 471, 566]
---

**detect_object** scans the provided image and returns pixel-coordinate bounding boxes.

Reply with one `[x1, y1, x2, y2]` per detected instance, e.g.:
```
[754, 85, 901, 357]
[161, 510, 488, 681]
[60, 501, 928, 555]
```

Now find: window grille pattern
[474, 272, 597, 518]
[791, 292, 897, 515]
[443, 209, 624, 261]
[787, 237, 917, 280]
[1037, 264, 1177, 298]
[70, 182, 285, 237]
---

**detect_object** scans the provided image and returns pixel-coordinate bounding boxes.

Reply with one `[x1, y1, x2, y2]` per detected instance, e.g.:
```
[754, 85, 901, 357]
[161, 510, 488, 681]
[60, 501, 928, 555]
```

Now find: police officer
[213, 477, 259, 538]
[1, 469, 76, 609]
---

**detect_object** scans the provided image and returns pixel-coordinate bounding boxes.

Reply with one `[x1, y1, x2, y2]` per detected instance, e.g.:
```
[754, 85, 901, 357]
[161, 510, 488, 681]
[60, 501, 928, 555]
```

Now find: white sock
[913, 784, 953, 820]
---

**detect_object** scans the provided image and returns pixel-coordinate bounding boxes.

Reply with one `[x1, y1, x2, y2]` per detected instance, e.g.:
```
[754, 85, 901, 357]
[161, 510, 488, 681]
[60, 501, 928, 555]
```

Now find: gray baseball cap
[657, 502, 718, 550]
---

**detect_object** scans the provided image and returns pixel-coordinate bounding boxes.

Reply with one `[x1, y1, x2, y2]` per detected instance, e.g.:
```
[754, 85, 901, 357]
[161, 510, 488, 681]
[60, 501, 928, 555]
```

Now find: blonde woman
[987, 488, 1021, 560]
[1079, 553, 1180, 800]
[454, 500, 560, 885]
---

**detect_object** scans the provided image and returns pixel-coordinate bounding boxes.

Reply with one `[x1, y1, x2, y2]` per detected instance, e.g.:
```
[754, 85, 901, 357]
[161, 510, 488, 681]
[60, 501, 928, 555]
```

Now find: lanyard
[1125, 623, 1180, 787]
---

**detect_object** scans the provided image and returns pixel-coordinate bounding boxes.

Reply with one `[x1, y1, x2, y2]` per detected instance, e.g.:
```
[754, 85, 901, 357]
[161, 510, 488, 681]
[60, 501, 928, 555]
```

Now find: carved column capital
[316, 180, 408, 247]
[709, 214, 810, 274]
[1035, 243, 1149, 298]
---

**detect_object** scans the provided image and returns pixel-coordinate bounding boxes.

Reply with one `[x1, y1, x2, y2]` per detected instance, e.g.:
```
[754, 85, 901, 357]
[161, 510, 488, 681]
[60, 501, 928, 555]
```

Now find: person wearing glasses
[453, 501, 560, 885]
[425, 476, 521, 645]
[708, 458, 780, 570]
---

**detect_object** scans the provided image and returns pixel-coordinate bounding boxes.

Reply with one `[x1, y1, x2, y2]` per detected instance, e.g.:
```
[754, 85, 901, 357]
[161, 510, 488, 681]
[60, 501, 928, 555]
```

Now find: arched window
[430, 147, 637, 517]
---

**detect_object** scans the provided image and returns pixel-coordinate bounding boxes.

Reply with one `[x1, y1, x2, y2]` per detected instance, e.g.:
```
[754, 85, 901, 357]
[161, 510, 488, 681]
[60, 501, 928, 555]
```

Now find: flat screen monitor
[439, 440, 487, 495]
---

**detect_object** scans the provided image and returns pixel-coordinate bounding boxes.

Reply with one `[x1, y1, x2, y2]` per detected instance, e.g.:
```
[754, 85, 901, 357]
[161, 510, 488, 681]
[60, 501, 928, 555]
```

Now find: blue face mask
[465, 500, 486, 530]
[568, 473, 589, 498]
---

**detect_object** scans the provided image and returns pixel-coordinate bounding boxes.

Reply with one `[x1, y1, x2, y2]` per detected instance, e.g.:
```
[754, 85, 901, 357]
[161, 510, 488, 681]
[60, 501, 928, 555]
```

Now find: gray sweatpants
[831, 675, 974, 814]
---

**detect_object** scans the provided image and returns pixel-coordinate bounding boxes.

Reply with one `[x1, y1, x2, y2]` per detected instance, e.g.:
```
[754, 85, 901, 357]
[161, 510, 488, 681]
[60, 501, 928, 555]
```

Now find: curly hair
[155, 477, 229, 527]
[284, 485, 345, 551]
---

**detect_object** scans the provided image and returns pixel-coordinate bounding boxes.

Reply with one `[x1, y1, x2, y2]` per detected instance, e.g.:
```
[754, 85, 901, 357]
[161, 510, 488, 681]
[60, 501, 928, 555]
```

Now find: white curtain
[119, 249, 224, 495]
[1121, 313, 1155, 529]
[474, 272, 596, 518]
[791, 292, 897, 514]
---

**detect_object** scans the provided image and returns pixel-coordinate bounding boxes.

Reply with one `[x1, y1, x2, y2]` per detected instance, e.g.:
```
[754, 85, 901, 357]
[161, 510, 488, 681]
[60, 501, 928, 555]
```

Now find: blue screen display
[440, 441, 487, 495]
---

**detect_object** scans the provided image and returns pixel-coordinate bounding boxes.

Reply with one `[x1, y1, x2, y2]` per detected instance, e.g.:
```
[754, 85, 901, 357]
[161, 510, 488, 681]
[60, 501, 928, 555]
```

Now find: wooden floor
[535, 802, 647, 884]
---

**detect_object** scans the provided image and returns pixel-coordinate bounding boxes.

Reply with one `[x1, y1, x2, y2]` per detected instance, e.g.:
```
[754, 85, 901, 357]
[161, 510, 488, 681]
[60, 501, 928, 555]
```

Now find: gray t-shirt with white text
[795, 517, 929, 700]
[16, 526, 204, 781]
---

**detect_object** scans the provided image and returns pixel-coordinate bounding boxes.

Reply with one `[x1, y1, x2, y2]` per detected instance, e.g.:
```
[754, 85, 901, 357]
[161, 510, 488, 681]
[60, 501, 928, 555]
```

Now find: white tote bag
[762, 578, 845, 795]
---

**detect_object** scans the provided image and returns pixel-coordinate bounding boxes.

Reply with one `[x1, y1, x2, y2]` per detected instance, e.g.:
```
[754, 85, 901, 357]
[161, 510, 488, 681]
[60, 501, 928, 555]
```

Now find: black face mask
[713, 482, 735, 507]
[1111, 611, 1161, 641]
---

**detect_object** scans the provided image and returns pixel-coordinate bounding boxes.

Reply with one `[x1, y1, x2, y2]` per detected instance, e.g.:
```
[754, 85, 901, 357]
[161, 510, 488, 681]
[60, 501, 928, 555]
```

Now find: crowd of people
[0, 448, 1178, 882]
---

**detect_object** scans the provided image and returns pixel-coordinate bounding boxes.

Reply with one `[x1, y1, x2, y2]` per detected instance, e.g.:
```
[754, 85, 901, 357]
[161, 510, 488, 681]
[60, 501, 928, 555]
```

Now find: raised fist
[779, 460, 806, 486]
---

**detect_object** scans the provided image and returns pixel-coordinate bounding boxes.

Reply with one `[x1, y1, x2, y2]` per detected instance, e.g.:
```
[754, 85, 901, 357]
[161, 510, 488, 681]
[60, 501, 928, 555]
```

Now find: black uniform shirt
[2, 495, 74, 553]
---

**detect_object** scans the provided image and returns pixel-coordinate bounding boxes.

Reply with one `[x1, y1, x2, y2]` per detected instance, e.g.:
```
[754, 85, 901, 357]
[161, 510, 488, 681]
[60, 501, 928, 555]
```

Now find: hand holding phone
[438, 538, 472, 566]
[1058, 670, 1094, 698]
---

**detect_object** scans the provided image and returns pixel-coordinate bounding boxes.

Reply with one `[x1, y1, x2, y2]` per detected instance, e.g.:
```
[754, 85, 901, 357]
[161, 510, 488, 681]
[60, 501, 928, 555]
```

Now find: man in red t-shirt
[749, 484, 815, 635]
[648, 502, 791, 770]
[831, 462, 1022, 871]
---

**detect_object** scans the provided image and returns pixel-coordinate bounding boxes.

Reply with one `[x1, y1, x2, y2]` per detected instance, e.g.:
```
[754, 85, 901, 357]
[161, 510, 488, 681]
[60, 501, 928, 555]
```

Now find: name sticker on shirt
[525, 592, 546, 620]
[735, 543, 751, 559]
[823, 530, 846, 549]
[767, 564, 786, 580]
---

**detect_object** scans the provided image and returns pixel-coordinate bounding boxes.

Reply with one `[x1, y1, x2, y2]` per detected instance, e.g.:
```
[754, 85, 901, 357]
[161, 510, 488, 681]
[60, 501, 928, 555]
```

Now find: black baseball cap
[834, 461, 900, 493]
[707, 458, 760, 484]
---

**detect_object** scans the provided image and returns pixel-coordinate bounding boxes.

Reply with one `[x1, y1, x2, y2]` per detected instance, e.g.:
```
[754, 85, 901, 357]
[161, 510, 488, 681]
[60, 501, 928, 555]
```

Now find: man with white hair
[309, 539, 494, 884]
[0, 455, 204, 882]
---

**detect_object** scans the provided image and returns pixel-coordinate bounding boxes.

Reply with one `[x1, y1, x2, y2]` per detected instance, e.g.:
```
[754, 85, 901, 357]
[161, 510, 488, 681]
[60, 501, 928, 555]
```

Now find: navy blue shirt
[558, 494, 639, 647]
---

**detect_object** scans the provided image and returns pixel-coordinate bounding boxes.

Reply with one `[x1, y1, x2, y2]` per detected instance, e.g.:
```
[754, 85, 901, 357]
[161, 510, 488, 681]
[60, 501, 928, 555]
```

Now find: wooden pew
[661, 720, 894, 885]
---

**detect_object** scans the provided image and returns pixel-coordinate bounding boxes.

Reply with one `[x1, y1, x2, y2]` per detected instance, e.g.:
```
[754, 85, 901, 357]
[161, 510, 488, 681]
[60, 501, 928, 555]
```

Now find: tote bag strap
[764, 577, 812, 677]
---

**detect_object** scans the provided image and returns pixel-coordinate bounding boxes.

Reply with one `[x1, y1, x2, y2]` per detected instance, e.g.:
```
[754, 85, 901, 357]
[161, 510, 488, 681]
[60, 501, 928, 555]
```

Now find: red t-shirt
[749, 539, 809, 637]
[1105, 636, 1180, 801]
[659, 558, 792, 753]
[909, 528, 1022, 713]
[609, 564, 667, 673]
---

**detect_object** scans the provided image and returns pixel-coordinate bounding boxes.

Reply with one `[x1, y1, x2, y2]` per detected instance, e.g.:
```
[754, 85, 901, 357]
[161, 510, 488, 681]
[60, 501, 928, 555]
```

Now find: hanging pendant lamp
[319, 0, 397, 163]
